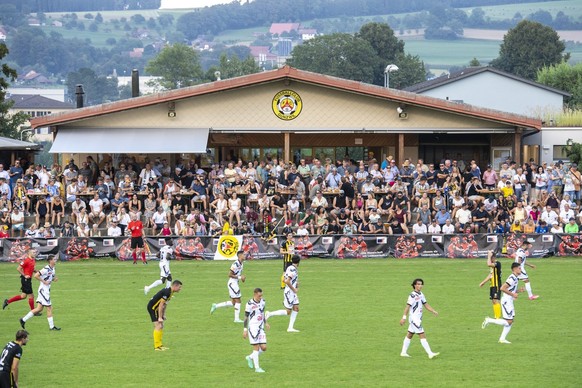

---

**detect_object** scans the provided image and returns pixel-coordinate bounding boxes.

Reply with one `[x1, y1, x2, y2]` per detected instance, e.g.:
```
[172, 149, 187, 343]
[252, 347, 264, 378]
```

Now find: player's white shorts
[36, 287, 51, 306]
[228, 279, 241, 299]
[517, 270, 529, 281]
[501, 298, 515, 320]
[283, 289, 299, 309]
[407, 318, 424, 334]
[248, 326, 267, 345]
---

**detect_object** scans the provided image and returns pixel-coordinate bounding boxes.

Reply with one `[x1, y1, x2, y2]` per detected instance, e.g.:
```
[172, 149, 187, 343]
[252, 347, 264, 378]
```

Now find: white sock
[401, 337, 411, 354]
[258, 349, 264, 354]
[47, 316, 54, 329]
[288, 310, 298, 329]
[216, 301, 233, 309]
[22, 311, 34, 322]
[234, 303, 241, 320]
[269, 309, 288, 317]
[251, 350, 260, 369]
[148, 279, 163, 289]
[420, 338, 433, 355]
[487, 317, 508, 326]
[165, 280, 171, 288]
[500, 324, 512, 341]
[525, 283, 533, 297]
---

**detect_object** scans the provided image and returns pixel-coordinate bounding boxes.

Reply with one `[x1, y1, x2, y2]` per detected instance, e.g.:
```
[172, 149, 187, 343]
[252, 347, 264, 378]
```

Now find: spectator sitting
[510, 220, 523, 233]
[107, 219, 122, 237]
[523, 218, 536, 234]
[61, 221, 74, 237]
[535, 221, 549, 234]
[90, 223, 101, 237]
[442, 218, 456, 234]
[412, 218, 428, 234]
[564, 217, 579, 233]
[428, 219, 441, 234]
[550, 221, 563, 233]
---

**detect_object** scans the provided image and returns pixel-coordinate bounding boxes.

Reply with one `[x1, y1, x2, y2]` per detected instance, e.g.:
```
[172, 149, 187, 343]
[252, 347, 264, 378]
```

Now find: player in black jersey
[0, 330, 29, 388]
[479, 250, 502, 319]
[279, 233, 295, 288]
[147, 280, 182, 351]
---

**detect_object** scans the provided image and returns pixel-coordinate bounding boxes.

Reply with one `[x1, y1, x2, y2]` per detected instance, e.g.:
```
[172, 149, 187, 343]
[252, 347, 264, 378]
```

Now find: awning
[0, 136, 42, 150]
[49, 127, 209, 154]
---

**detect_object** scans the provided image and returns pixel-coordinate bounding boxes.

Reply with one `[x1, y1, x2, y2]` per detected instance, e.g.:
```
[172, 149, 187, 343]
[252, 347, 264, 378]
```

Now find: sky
[159, 0, 243, 8]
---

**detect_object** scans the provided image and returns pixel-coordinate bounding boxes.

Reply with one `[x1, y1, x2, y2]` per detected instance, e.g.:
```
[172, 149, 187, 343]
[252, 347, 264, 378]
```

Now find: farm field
[1, 257, 581, 387]
[463, 0, 582, 21]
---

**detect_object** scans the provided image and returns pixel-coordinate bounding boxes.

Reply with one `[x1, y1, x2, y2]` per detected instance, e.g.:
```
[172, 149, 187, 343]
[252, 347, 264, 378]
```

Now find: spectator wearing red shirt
[0, 224, 9, 238]
[3, 249, 37, 311]
[128, 215, 146, 264]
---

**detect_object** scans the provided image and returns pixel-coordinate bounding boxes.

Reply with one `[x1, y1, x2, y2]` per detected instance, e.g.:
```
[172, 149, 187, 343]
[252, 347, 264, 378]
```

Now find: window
[553, 145, 569, 160]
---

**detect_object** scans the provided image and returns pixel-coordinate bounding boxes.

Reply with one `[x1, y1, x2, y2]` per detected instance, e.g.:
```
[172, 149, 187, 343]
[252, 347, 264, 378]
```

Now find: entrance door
[419, 134, 490, 169]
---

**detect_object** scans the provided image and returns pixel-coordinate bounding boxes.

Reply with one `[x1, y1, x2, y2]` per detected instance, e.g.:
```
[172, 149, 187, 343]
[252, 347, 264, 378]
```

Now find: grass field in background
[463, 0, 582, 20]
[1, 258, 580, 387]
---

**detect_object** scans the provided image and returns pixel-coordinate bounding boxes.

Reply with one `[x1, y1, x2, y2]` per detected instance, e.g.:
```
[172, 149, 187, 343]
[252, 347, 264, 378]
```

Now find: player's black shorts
[0, 371, 14, 388]
[131, 236, 144, 249]
[20, 276, 33, 295]
[490, 286, 500, 300]
[161, 274, 172, 283]
[283, 256, 292, 271]
[147, 306, 159, 322]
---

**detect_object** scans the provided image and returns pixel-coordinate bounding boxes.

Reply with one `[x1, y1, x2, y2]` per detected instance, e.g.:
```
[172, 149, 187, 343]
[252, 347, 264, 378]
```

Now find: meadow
[1, 257, 581, 387]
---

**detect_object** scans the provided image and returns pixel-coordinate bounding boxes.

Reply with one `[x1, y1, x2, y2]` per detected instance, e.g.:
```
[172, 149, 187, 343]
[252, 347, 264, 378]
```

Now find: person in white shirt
[210, 250, 246, 323]
[296, 222, 309, 236]
[540, 205, 558, 226]
[151, 207, 168, 234]
[144, 238, 174, 295]
[412, 219, 428, 234]
[428, 220, 441, 234]
[441, 219, 456, 234]
[107, 219, 122, 236]
[455, 203, 472, 229]
[515, 241, 539, 300]
[550, 221, 563, 234]
[88, 193, 105, 227]
[265, 255, 301, 332]
[399, 278, 439, 358]
[559, 204, 575, 224]
[242, 287, 269, 373]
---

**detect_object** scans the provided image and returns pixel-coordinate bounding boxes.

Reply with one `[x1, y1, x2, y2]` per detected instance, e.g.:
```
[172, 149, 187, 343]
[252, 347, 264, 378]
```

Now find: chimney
[75, 84, 84, 108]
[131, 69, 140, 98]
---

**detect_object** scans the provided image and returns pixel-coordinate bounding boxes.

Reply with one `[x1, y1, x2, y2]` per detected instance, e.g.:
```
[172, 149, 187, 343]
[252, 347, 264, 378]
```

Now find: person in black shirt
[479, 250, 503, 320]
[263, 177, 277, 197]
[147, 280, 182, 351]
[471, 203, 490, 232]
[326, 219, 340, 234]
[0, 330, 29, 388]
[340, 178, 355, 201]
[388, 219, 404, 234]
[171, 193, 187, 219]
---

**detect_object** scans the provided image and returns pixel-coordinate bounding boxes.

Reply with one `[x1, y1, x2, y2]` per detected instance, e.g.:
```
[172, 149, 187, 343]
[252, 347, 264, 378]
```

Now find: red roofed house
[269, 23, 300, 35]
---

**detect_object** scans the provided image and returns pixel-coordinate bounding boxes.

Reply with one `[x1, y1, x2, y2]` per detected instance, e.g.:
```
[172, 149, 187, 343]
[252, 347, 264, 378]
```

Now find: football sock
[493, 303, 502, 319]
[7, 295, 23, 304]
[251, 350, 260, 369]
[281, 274, 285, 288]
[525, 283, 533, 297]
[401, 337, 411, 354]
[268, 310, 287, 317]
[153, 329, 163, 348]
[148, 279, 163, 289]
[48, 316, 54, 329]
[486, 318, 507, 326]
[22, 311, 34, 322]
[420, 339, 433, 355]
[132, 251, 137, 263]
[499, 324, 512, 341]
[28, 297, 34, 310]
[234, 303, 241, 320]
[288, 310, 298, 329]
[216, 301, 233, 309]
[141, 251, 146, 262]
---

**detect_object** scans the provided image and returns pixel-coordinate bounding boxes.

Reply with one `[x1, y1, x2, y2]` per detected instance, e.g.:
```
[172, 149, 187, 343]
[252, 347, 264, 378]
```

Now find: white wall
[8, 87, 65, 102]
[522, 127, 582, 164]
[420, 72, 564, 117]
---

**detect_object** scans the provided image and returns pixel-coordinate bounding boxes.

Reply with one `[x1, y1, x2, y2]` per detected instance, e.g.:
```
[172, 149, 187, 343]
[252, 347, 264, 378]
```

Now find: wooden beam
[397, 133, 404, 166]
[514, 128, 522, 163]
[284, 132, 290, 163]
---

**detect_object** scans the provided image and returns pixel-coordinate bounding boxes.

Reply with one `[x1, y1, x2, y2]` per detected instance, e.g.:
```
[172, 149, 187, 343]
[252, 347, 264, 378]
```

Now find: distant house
[19, 70, 51, 85]
[405, 66, 572, 165]
[7, 95, 74, 140]
[298, 28, 317, 41]
[52, 20, 63, 27]
[128, 47, 144, 58]
[269, 23, 300, 36]
[27, 18, 40, 26]
[0, 27, 7, 41]
[249, 46, 277, 68]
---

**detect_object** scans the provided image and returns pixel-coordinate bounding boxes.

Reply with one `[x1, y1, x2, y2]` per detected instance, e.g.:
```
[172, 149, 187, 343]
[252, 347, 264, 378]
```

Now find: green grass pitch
[1, 257, 581, 387]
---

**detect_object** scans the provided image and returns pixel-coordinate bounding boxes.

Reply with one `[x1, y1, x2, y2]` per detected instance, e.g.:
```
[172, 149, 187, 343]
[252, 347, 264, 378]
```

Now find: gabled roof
[269, 23, 300, 35]
[30, 66, 541, 130]
[404, 66, 571, 97]
[9, 95, 74, 110]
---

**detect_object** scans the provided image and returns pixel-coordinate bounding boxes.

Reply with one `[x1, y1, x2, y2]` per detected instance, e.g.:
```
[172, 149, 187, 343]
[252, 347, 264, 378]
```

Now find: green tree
[537, 62, 582, 109]
[389, 53, 426, 90]
[490, 20, 569, 80]
[66, 68, 119, 106]
[469, 57, 481, 67]
[145, 44, 204, 90]
[355, 22, 404, 86]
[0, 43, 29, 139]
[288, 33, 377, 84]
[206, 53, 260, 81]
[565, 139, 582, 165]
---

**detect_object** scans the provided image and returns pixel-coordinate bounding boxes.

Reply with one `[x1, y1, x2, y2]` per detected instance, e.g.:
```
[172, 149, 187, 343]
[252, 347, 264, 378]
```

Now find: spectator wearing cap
[146, 176, 162, 201]
[550, 221, 563, 234]
[361, 176, 375, 197]
[564, 217, 579, 233]
[399, 159, 414, 194]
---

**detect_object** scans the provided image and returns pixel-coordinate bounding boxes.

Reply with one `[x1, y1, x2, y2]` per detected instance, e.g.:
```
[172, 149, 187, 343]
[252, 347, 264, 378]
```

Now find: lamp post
[20, 127, 34, 141]
[384, 64, 399, 88]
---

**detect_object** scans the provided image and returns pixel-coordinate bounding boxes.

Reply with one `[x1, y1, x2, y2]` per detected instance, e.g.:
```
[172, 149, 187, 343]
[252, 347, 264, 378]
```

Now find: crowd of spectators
[0, 154, 581, 239]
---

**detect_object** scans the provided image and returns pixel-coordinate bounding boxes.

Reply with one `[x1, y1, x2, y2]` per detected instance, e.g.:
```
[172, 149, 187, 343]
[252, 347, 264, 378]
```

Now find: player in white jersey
[265, 255, 301, 332]
[19, 255, 61, 331]
[399, 278, 439, 359]
[210, 250, 246, 322]
[514, 241, 539, 300]
[482, 262, 524, 343]
[144, 238, 174, 295]
[243, 287, 269, 373]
